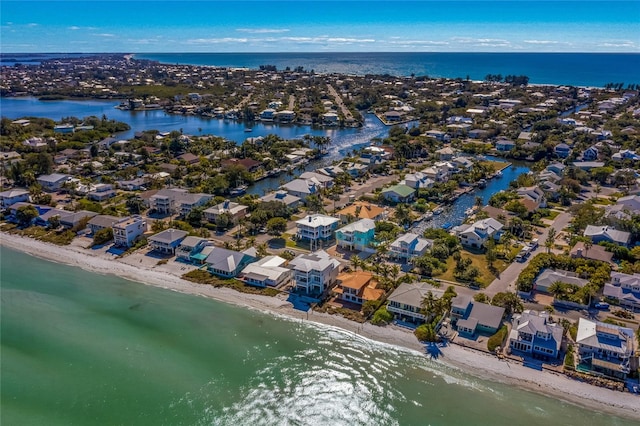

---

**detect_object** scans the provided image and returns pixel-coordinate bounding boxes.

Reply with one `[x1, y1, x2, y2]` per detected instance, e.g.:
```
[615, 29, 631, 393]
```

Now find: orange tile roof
[337, 202, 385, 220]
[362, 286, 385, 302]
[337, 271, 374, 290]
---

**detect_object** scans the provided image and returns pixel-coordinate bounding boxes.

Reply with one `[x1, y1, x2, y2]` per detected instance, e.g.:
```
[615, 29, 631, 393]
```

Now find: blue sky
[2, 1, 639, 53]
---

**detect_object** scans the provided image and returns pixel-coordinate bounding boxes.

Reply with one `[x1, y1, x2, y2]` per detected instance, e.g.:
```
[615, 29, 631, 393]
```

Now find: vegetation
[371, 306, 394, 325]
[182, 269, 279, 297]
[487, 325, 508, 352]
[564, 344, 575, 370]
[92, 228, 113, 246]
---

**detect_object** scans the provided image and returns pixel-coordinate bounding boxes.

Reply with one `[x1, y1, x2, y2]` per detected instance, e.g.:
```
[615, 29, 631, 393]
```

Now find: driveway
[484, 210, 572, 297]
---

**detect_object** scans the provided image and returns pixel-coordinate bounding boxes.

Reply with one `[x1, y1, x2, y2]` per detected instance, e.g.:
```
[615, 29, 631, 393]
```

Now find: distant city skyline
[2, 1, 639, 53]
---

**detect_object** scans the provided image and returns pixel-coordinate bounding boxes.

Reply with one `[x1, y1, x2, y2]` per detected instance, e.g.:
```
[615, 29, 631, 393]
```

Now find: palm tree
[594, 184, 601, 201]
[548, 281, 566, 299]
[545, 227, 557, 254]
[584, 239, 593, 256]
[350, 255, 362, 272]
[474, 196, 483, 208]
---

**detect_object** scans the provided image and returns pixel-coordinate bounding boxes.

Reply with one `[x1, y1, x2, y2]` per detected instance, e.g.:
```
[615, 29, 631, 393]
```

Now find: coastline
[1, 232, 639, 420]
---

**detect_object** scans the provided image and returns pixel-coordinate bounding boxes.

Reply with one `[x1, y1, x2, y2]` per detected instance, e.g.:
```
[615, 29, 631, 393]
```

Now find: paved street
[484, 210, 572, 297]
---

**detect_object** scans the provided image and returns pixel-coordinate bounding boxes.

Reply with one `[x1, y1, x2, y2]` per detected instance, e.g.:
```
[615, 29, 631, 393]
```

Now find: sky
[1, 1, 639, 53]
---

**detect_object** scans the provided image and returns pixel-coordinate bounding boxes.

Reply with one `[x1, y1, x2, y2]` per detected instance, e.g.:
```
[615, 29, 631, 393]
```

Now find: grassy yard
[435, 249, 509, 287]
[480, 160, 509, 173]
[182, 269, 280, 297]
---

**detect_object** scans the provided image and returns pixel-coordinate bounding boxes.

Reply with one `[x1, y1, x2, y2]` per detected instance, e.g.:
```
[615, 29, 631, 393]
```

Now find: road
[326, 84, 354, 122]
[484, 210, 573, 297]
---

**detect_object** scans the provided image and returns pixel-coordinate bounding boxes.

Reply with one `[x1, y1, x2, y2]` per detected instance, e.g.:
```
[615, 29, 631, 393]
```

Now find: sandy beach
[1, 232, 638, 420]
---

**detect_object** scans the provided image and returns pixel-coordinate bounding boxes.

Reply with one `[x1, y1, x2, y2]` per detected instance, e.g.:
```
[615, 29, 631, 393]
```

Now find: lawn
[480, 160, 508, 173]
[435, 249, 509, 287]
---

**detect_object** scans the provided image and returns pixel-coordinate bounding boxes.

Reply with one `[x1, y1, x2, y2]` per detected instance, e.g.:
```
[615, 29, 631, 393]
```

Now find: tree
[491, 292, 522, 316]
[93, 228, 113, 246]
[393, 203, 412, 227]
[16, 205, 38, 227]
[266, 217, 287, 237]
[47, 215, 61, 230]
[350, 255, 362, 272]
[545, 227, 557, 254]
[305, 194, 324, 213]
[185, 208, 203, 227]
[151, 219, 168, 233]
[486, 247, 497, 268]
[126, 196, 145, 215]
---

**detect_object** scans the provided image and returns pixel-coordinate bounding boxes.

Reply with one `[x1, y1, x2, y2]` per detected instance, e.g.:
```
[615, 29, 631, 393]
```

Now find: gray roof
[451, 294, 472, 311]
[387, 282, 443, 309]
[584, 225, 631, 245]
[37, 173, 70, 183]
[338, 218, 375, 234]
[289, 250, 340, 273]
[468, 302, 504, 330]
[513, 310, 563, 352]
[0, 188, 29, 198]
[535, 269, 589, 291]
[576, 318, 634, 356]
[178, 236, 207, 249]
[205, 247, 255, 273]
[151, 188, 212, 206]
[149, 228, 189, 244]
[260, 190, 301, 205]
[88, 214, 120, 228]
[59, 210, 98, 225]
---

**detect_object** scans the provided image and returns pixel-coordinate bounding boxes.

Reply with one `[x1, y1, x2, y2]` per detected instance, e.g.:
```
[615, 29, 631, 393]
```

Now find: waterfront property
[175, 236, 209, 263]
[0, 188, 30, 208]
[88, 214, 120, 235]
[58, 210, 98, 229]
[295, 214, 339, 250]
[381, 184, 415, 204]
[112, 215, 147, 247]
[281, 178, 320, 201]
[289, 250, 340, 296]
[576, 318, 638, 379]
[205, 247, 257, 278]
[148, 228, 189, 254]
[508, 310, 563, 359]
[451, 295, 505, 336]
[387, 282, 443, 323]
[336, 201, 386, 223]
[240, 255, 292, 288]
[259, 190, 301, 209]
[333, 270, 384, 307]
[335, 218, 376, 253]
[452, 218, 503, 249]
[389, 233, 432, 262]
[603, 272, 640, 313]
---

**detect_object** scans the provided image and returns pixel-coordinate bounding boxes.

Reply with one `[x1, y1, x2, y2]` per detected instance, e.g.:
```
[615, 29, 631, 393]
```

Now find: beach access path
[1, 231, 638, 421]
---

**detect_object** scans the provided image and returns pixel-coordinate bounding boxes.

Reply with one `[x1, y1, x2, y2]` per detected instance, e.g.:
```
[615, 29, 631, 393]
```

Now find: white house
[149, 188, 213, 216]
[603, 272, 640, 313]
[403, 172, 434, 189]
[148, 228, 189, 254]
[389, 233, 432, 262]
[112, 215, 147, 247]
[289, 250, 341, 296]
[203, 200, 248, 223]
[295, 214, 339, 250]
[281, 178, 319, 201]
[240, 255, 292, 288]
[387, 282, 443, 323]
[576, 318, 637, 379]
[508, 310, 563, 359]
[37, 173, 70, 192]
[453, 218, 504, 248]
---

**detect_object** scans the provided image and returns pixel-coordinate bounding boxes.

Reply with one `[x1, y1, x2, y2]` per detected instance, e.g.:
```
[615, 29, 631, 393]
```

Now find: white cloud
[523, 40, 560, 45]
[598, 41, 636, 48]
[236, 28, 289, 34]
[95, 33, 116, 37]
[69, 26, 81, 30]
[388, 40, 449, 46]
[186, 37, 249, 44]
[27, 23, 38, 27]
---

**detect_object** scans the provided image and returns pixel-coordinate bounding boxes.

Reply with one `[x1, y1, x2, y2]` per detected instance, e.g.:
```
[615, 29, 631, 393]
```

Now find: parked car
[594, 302, 610, 310]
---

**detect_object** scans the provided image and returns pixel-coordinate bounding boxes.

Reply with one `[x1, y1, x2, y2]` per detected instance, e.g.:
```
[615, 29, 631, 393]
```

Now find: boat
[230, 185, 247, 196]
[424, 211, 434, 220]
[244, 128, 253, 132]
[442, 222, 453, 230]
[465, 207, 475, 216]
[495, 170, 503, 178]
[433, 207, 443, 215]
[477, 179, 487, 188]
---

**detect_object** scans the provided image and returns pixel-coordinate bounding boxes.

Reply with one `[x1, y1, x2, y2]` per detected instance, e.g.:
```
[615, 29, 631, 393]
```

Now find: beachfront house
[176, 236, 209, 264]
[452, 218, 504, 249]
[0, 188, 30, 208]
[112, 215, 147, 247]
[335, 218, 376, 253]
[59, 210, 98, 229]
[289, 250, 341, 296]
[450, 295, 505, 336]
[576, 318, 637, 379]
[295, 214, 339, 250]
[205, 247, 257, 278]
[387, 282, 443, 324]
[240, 255, 292, 288]
[389, 233, 433, 262]
[333, 271, 384, 307]
[603, 272, 640, 313]
[583, 225, 631, 247]
[381, 184, 415, 204]
[148, 228, 189, 254]
[88, 214, 120, 235]
[508, 310, 563, 359]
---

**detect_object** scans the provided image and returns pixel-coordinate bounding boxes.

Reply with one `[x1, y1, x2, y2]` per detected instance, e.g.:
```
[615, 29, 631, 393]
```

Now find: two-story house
[335, 218, 376, 253]
[451, 295, 505, 336]
[112, 215, 147, 247]
[295, 214, 339, 250]
[176, 236, 209, 263]
[37, 173, 70, 192]
[148, 228, 189, 254]
[289, 250, 340, 296]
[576, 318, 637, 379]
[452, 218, 504, 249]
[389, 233, 432, 262]
[516, 186, 547, 210]
[333, 271, 384, 307]
[205, 247, 257, 278]
[149, 188, 212, 216]
[603, 272, 640, 313]
[583, 225, 631, 247]
[381, 184, 415, 204]
[387, 282, 444, 323]
[508, 310, 564, 359]
[0, 188, 30, 208]
[240, 255, 292, 288]
[203, 200, 248, 224]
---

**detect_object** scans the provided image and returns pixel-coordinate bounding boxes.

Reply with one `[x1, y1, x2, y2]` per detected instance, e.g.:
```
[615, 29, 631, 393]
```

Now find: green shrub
[415, 323, 437, 342]
[371, 306, 393, 325]
[93, 228, 113, 246]
[487, 325, 507, 352]
[564, 344, 575, 370]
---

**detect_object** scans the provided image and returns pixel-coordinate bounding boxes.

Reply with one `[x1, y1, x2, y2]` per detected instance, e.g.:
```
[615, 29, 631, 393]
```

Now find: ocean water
[0, 246, 635, 425]
[135, 52, 640, 88]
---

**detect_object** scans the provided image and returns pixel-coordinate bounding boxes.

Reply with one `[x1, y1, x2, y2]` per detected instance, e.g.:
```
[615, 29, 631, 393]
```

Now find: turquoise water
[1, 246, 636, 425]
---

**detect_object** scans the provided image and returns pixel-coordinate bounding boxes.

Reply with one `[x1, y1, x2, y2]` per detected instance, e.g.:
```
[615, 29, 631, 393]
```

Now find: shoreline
[1, 231, 638, 420]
